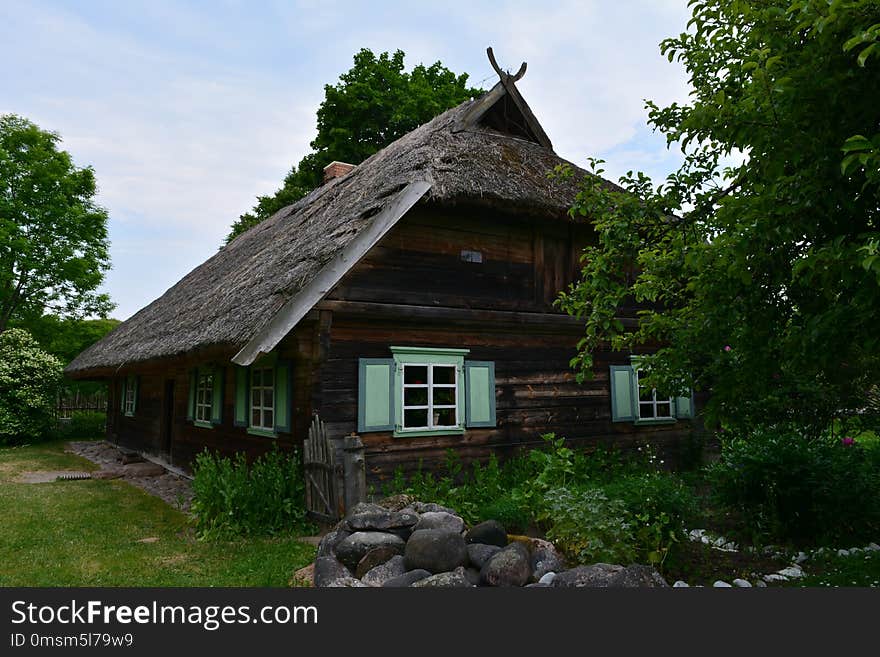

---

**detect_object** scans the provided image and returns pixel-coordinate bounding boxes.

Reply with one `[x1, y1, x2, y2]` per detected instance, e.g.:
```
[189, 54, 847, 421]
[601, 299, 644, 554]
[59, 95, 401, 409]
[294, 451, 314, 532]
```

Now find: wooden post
[341, 433, 366, 513]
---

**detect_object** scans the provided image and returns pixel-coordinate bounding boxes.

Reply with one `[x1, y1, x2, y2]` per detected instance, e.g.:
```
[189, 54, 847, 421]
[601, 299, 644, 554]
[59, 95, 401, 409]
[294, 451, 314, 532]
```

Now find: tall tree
[0, 115, 113, 331]
[556, 0, 880, 434]
[226, 49, 480, 243]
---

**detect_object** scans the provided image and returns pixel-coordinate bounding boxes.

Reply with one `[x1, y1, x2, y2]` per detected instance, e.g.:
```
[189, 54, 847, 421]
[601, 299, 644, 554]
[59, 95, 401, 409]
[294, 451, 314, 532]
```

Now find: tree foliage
[0, 328, 63, 445]
[13, 314, 120, 364]
[225, 48, 480, 243]
[557, 0, 880, 433]
[0, 115, 113, 331]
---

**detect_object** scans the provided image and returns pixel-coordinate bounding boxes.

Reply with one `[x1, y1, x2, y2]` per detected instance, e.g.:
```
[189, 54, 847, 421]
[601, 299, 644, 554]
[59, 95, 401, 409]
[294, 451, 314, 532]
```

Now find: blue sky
[1, 0, 692, 320]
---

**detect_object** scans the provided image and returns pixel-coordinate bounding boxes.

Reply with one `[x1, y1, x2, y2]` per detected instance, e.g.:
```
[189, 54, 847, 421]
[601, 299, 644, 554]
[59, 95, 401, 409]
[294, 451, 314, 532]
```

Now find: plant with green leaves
[191, 446, 312, 539]
[0, 328, 63, 445]
[0, 115, 113, 332]
[555, 0, 880, 434]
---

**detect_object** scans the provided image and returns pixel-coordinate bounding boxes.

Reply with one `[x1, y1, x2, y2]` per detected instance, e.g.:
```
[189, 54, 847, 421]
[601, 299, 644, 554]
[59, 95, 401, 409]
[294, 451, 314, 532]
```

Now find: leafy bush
[541, 487, 636, 565]
[0, 328, 63, 445]
[191, 446, 312, 539]
[56, 411, 106, 439]
[709, 426, 880, 545]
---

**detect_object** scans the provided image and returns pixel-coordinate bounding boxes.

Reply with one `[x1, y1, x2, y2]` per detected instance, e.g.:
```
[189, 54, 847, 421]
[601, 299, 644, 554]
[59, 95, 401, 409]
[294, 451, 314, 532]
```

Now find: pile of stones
[313, 495, 668, 588]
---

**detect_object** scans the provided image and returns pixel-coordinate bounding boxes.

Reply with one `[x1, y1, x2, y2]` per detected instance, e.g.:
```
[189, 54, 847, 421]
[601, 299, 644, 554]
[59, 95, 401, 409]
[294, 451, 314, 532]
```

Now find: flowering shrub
[709, 426, 880, 545]
[0, 328, 63, 445]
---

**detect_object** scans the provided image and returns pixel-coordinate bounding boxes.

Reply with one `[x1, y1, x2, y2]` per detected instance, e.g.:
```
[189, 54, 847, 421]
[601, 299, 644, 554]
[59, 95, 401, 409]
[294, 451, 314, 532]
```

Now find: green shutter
[610, 365, 636, 422]
[187, 369, 196, 421]
[675, 392, 694, 419]
[465, 361, 496, 428]
[119, 378, 125, 413]
[234, 366, 249, 427]
[274, 361, 292, 433]
[358, 358, 394, 432]
[211, 366, 225, 425]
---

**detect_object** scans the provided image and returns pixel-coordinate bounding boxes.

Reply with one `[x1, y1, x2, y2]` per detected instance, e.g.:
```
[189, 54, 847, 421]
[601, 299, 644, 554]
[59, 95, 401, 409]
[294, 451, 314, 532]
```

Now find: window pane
[404, 366, 428, 385]
[434, 407, 456, 427]
[251, 409, 260, 425]
[404, 408, 428, 428]
[656, 402, 671, 417]
[433, 366, 455, 385]
[251, 389, 260, 407]
[263, 410, 273, 428]
[433, 388, 456, 406]
[639, 402, 655, 418]
[263, 389, 274, 409]
[404, 387, 428, 406]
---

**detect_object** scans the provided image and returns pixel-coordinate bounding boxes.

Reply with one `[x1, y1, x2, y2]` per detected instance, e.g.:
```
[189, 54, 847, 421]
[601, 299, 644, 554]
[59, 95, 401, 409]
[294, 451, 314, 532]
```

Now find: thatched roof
[66, 79, 596, 375]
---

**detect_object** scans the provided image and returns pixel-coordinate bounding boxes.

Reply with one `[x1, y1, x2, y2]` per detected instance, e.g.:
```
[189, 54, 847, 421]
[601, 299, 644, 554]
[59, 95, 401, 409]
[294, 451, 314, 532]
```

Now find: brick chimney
[323, 161, 356, 184]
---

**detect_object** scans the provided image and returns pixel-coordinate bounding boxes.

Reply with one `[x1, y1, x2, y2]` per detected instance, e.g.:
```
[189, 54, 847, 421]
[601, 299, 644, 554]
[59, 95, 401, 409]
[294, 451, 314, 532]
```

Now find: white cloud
[1, 0, 695, 320]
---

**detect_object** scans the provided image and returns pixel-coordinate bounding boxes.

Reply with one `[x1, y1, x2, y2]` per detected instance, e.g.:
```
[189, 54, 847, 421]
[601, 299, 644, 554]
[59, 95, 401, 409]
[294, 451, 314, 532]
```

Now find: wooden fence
[56, 390, 108, 419]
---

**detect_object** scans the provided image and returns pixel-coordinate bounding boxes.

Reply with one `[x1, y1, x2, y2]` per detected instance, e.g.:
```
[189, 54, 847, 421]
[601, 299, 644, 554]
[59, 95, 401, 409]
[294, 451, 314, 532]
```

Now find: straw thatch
[66, 81, 597, 375]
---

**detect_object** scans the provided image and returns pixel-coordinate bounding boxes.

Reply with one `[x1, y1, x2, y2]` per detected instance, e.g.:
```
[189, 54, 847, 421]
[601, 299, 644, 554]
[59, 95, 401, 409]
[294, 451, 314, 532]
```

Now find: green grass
[795, 550, 880, 588]
[0, 440, 315, 586]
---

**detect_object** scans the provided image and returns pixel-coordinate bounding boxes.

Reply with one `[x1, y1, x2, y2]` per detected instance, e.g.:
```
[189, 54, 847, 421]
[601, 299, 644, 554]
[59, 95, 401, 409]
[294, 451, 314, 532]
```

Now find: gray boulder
[347, 510, 419, 532]
[335, 531, 406, 571]
[347, 502, 387, 517]
[455, 566, 482, 586]
[467, 543, 502, 569]
[481, 543, 532, 587]
[316, 528, 352, 559]
[413, 511, 465, 534]
[327, 577, 369, 587]
[465, 520, 508, 547]
[382, 569, 433, 588]
[313, 556, 352, 587]
[361, 555, 408, 587]
[404, 529, 469, 573]
[411, 571, 472, 588]
[411, 501, 458, 515]
[376, 494, 416, 511]
[530, 538, 565, 582]
[551, 563, 669, 588]
[355, 545, 400, 579]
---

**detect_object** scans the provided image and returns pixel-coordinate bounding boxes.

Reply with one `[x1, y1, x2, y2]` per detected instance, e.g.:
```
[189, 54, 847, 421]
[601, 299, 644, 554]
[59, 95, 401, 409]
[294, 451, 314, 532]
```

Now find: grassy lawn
[0, 440, 315, 586]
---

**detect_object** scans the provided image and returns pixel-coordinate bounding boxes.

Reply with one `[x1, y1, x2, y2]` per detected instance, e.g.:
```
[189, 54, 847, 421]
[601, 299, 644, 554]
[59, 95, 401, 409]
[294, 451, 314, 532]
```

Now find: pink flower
[842, 436, 855, 447]
[724, 345, 732, 352]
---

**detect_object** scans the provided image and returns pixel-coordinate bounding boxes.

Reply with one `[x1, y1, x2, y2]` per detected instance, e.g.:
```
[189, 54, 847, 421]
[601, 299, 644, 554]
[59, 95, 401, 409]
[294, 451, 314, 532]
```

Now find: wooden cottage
[66, 65, 697, 491]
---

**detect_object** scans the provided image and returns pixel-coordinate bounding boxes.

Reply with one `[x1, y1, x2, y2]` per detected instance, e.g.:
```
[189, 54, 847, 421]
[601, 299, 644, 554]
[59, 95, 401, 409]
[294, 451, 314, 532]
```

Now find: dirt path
[64, 441, 194, 512]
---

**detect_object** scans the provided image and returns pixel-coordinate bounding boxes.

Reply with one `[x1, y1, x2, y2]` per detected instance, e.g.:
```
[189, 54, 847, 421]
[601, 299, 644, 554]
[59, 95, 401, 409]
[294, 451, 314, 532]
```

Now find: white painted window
[195, 372, 214, 422]
[636, 368, 674, 420]
[401, 363, 459, 431]
[124, 377, 136, 416]
[250, 366, 275, 431]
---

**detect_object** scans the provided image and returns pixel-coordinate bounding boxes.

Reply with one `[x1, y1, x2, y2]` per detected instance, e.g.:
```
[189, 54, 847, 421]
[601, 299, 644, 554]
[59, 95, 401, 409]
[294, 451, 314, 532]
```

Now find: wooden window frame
[400, 362, 459, 432]
[123, 376, 136, 417]
[391, 346, 468, 438]
[249, 365, 275, 432]
[195, 371, 214, 423]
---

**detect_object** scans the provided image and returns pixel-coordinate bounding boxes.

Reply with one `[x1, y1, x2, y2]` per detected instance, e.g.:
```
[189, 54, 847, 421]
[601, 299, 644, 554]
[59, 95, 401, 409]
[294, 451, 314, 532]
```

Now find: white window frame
[124, 377, 136, 416]
[250, 366, 275, 431]
[195, 371, 214, 422]
[400, 363, 459, 431]
[634, 364, 674, 421]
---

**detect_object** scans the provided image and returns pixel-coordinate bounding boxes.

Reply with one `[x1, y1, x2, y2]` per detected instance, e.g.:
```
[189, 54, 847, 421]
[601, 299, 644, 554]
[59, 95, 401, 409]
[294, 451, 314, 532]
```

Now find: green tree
[0, 328, 63, 445]
[226, 49, 480, 242]
[556, 0, 880, 434]
[0, 115, 113, 332]
[14, 314, 120, 364]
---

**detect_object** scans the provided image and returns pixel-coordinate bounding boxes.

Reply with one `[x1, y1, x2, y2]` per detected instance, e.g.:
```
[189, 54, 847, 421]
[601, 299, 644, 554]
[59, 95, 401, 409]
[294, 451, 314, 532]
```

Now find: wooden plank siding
[101, 204, 698, 477]
[315, 205, 697, 485]
[104, 322, 320, 469]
